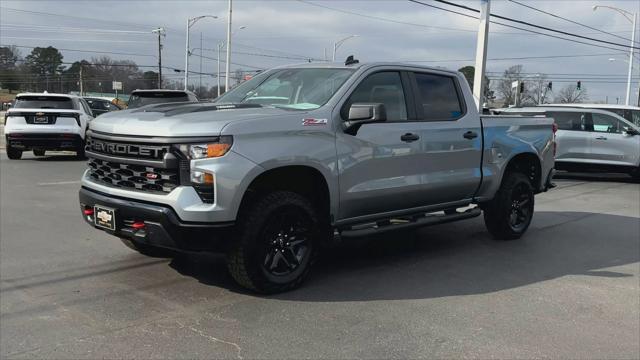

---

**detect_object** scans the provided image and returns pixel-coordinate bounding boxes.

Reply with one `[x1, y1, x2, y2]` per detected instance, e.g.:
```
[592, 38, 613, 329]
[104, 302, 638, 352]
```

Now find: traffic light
[547, 82, 552, 90]
[519, 82, 525, 94]
[577, 81, 581, 90]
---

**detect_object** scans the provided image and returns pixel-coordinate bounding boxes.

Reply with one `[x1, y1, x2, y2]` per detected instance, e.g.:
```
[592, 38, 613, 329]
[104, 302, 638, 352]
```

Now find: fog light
[190, 171, 214, 184]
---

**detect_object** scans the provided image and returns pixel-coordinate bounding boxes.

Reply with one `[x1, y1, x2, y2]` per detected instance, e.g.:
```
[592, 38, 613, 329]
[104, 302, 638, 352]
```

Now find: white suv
[4, 93, 94, 159]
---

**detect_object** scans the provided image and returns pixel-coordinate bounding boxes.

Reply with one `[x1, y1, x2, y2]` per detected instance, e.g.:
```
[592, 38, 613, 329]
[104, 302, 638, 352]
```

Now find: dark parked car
[84, 97, 123, 116]
[126, 89, 198, 109]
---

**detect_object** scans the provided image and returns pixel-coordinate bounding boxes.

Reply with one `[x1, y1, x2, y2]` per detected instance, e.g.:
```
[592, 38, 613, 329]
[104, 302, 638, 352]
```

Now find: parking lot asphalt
[1, 152, 639, 359]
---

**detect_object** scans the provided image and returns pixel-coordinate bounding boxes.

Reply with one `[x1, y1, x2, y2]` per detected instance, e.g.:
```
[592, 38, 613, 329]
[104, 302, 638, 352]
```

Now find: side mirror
[624, 127, 640, 136]
[344, 103, 387, 135]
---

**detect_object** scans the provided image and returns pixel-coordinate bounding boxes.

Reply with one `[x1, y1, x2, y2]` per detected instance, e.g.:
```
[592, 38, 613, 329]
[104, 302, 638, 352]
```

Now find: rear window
[414, 73, 463, 120]
[13, 96, 75, 110]
[127, 92, 191, 108]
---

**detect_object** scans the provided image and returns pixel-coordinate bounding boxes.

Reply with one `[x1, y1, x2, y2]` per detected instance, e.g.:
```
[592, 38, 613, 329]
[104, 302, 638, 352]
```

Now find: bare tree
[554, 85, 588, 103]
[496, 65, 524, 106]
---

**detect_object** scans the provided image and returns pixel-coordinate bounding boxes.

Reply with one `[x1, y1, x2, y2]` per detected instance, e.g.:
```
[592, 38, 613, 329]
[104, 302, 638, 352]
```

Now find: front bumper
[79, 187, 234, 252]
[6, 133, 82, 150]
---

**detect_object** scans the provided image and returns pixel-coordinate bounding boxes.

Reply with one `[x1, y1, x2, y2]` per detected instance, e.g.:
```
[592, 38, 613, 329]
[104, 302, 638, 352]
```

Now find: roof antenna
[345, 55, 359, 66]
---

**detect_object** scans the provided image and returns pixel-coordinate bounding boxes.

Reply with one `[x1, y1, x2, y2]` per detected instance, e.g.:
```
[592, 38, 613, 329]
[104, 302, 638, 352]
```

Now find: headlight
[178, 135, 233, 159]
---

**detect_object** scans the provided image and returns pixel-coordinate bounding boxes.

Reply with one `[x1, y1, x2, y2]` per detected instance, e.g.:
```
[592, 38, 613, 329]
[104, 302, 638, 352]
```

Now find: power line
[407, 0, 636, 53]
[506, 0, 639, 46]
[426, 0, 639, 50]
[0, 6, 320, 62]
[396, 52, 626, 63]
[3, 44, 156, 58]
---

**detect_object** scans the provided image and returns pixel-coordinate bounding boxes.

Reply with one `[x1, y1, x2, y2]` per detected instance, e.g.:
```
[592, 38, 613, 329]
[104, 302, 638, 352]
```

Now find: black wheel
[6, 145, 22, 160]
[76, 142, 86, 159]
[227, 191, 320, 293]
[483, 172, 534, 240]
[119, 238, 174, 258]
[33, 149, 45, 156]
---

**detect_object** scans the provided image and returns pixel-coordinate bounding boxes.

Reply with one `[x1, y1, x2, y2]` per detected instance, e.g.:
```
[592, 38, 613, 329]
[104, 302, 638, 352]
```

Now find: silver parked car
[497, 107, 640, 179]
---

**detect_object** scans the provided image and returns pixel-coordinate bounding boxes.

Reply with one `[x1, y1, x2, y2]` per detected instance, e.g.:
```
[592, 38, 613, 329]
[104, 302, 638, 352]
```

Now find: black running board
[339, 207, 482, 238]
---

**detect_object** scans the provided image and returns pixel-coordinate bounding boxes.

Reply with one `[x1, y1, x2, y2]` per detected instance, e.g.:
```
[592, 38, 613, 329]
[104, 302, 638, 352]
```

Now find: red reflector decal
[132, 222, 145, 229]
[83, 209, 94, 215]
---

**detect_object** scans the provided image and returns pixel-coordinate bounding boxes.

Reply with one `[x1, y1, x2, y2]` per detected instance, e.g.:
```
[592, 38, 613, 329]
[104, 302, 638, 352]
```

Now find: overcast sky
[1, 0, 639, 103]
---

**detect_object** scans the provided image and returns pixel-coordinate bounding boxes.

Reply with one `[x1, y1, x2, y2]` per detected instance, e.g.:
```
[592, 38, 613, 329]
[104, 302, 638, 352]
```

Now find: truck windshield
[14, 96, 75, 109]
[215, 68, 354, 110]
[127, 92, 191, 109]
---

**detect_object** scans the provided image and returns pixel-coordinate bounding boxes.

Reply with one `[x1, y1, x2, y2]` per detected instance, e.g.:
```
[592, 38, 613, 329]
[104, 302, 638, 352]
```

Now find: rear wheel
[33, 149, 45, 156]
[119, 238, 174, 258]
[227, 191, 320, 293]
[483, 172, 534, 240]
[76, 142, 86, 159]
[6, 145, 22, 160]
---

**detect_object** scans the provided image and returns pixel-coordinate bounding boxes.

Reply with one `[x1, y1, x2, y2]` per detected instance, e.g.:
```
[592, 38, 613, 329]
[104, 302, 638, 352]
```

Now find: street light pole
[332, 35, 358, 62]
[593, 5, 637, 105]
[225, 0, 233, 93]
[184, 15, 217, 91]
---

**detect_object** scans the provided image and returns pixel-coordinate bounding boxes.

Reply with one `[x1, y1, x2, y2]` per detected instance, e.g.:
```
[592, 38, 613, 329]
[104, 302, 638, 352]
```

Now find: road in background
[1, 154, 639, 359]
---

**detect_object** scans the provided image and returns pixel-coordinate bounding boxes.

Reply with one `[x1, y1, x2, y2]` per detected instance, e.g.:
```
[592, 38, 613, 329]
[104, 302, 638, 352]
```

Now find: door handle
[463, 131, 478, 140]
[595, 136, 608, 140]
[400, 133, 420, 142]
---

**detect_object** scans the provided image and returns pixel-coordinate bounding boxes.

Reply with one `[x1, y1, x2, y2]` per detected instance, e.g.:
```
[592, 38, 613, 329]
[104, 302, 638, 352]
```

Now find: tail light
[58, 113, 81, 127]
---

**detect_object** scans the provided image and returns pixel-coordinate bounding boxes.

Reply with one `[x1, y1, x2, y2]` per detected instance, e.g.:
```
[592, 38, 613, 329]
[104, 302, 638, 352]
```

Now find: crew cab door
[407, 70, 483, 204]
[335, 70, 432, 220]
[589, 112, 640, 167]
[547, 111, 591, 163]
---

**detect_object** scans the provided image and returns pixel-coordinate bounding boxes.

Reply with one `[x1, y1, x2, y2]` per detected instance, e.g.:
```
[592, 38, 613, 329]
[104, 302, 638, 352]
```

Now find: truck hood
[89, 103, 295, 137]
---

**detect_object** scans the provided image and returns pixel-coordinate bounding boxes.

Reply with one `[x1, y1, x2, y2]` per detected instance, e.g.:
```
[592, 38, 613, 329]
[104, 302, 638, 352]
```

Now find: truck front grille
[87, 158, 179, 193]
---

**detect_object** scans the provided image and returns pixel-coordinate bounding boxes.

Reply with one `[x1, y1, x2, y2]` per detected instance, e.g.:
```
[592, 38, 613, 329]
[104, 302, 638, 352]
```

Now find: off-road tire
[227, 191, 320, 294]
[483, 172, 534, 240]
[6, 145, 22, 160]
[33, 149, 45, 156]
[119, 238, 175, 258]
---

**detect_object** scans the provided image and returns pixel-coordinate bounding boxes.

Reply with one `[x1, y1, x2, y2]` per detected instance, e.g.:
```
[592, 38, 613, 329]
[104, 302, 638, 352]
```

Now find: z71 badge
[302, 118, 328, 126]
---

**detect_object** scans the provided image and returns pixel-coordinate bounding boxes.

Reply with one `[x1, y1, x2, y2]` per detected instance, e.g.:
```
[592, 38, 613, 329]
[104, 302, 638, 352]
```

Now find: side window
[592, 113, 623, 134]
[547, 112, 588, 131]
[80, 99, 93, 116]
[343, 72, 407, 121]
[414, 73, 463, 121]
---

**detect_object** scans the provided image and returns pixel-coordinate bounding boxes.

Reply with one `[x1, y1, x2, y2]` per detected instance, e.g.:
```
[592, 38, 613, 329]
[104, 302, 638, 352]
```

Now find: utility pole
[79, 65, 84, 96]
[217, 42, 222, 97]
[626, 13, 636, 105]
[184, 20, 190, 90]
[473, 0, 490, 111]
[152, 27, 166, 88]
[225, 0, 233, 93]
[199, 33, 203, 93]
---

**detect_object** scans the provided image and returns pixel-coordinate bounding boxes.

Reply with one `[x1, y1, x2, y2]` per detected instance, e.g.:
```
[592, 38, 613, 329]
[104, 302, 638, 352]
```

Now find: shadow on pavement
[169, 211, 640, 300]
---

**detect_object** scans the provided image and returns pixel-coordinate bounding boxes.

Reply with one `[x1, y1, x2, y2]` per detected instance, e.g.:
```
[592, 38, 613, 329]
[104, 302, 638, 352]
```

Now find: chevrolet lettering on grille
[90, 140, 164, 159]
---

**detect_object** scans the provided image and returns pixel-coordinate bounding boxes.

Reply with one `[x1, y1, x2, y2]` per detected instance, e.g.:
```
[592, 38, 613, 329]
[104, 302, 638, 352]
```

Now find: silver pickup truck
[78, 61, 555, 293]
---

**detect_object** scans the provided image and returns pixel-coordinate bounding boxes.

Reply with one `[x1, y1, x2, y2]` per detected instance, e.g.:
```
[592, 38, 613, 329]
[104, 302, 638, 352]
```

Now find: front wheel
[227, 191, 320, 293]
[483, 172, 534, 240]
[6, 145, 22, 160]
